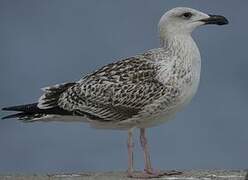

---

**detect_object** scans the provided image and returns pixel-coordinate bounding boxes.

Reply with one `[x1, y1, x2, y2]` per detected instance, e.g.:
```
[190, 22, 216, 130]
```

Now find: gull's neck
[160, 33, 196, 53]
[158, 32, 201, 85]
[160, 33, 200, 65]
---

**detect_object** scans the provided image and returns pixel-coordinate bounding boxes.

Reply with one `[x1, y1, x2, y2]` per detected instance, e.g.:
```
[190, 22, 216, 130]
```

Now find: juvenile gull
[2, 7, 228, 178]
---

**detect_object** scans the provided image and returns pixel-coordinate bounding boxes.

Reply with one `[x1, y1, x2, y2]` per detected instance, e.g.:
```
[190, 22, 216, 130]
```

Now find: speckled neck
[161, 34, 195, 53]
[157, 33, 201, 90]
[160, 34, 200, 66]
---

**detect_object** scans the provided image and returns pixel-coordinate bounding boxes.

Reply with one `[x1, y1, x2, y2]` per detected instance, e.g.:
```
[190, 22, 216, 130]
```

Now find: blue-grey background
[0, 0, 247, 173]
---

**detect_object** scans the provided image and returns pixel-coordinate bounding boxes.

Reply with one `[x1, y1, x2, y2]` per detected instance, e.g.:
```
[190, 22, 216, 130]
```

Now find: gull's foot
[127, 170, 182, 179]
[145, 169, 183, 176]
[159, 170, 183, 176]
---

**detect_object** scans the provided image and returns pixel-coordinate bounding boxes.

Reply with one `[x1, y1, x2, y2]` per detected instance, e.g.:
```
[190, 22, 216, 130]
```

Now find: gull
[2, 7, 228, 178]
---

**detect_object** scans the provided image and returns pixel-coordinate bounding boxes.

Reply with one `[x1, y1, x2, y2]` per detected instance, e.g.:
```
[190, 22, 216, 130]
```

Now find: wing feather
[57, 52, 176, 122]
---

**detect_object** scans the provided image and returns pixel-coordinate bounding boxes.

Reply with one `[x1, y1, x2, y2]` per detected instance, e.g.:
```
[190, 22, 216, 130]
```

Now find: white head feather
[159, 7, 211, 38]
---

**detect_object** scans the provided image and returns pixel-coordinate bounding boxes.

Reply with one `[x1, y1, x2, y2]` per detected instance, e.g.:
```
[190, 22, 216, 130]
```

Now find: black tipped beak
[200, 14, 229, 25]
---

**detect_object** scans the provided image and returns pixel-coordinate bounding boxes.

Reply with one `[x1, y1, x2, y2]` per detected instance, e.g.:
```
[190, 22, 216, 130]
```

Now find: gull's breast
[136, 47, 201, 128]
[178, 47, 201, 110]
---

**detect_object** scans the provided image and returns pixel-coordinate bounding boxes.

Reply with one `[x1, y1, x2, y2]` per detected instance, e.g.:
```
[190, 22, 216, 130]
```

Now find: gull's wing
[6, 49, 177, 122]
[56, 51, 177, 122]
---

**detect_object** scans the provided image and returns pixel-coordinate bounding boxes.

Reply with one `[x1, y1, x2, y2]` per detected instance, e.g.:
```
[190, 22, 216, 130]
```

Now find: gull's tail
[1, 103, 72, 122]
[2, 82, 76, 122]
[2, 103, 40, 120]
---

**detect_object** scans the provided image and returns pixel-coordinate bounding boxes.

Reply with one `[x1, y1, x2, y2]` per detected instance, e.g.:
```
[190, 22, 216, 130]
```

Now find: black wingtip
[2, 115, 11, 120]
[1, 104, 38, 120]
[2, 107, 10, 111]
[1, 103, 38, 112]
[1, 113, 22, 120]
[2, 105, 20, 111]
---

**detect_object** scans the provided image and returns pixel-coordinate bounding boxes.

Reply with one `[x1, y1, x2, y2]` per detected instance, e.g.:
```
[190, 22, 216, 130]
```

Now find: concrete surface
[0, 170, 247, 180]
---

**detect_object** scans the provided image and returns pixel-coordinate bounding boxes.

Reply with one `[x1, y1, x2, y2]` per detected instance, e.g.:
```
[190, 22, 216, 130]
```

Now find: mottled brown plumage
[54, 49, 180, 125]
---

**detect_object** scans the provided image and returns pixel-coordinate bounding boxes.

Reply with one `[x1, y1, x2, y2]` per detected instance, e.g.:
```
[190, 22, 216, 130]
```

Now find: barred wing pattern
[57, 53, 178, 122]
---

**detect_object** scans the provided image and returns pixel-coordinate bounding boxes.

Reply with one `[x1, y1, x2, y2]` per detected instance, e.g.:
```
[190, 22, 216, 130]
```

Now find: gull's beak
[200, 14, 229, 25]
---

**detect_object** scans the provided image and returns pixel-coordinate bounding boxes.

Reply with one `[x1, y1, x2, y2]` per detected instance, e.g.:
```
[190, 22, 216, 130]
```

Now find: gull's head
[159, 7, 228, 37]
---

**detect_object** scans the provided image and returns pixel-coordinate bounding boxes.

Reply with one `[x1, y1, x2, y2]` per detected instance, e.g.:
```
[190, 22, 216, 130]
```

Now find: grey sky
[0, 0, 247, 173]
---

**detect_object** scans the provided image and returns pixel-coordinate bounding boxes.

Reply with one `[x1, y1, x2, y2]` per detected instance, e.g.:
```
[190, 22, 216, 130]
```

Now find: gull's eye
[182, 12, 193, 19]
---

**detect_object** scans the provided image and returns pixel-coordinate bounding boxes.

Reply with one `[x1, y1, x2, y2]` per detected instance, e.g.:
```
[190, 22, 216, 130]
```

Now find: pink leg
[140, 128, 154, 174]
[138, 128, 182, 178]
[127, 128, 182, 178]
[127, 129, 134, 177]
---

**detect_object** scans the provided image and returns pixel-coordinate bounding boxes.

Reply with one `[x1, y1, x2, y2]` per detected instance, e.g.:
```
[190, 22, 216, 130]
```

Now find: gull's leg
[138, 128, 182, 178]
[140, 128, 153, 174]
[126, 128, 182, 178]
[127, 129, 134, 177]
